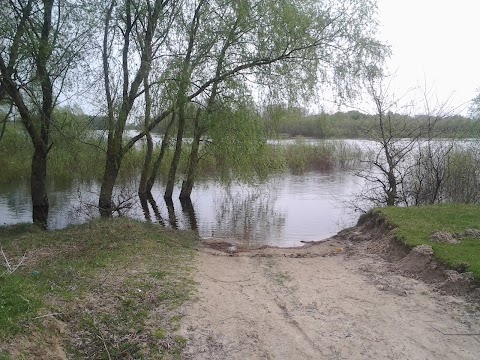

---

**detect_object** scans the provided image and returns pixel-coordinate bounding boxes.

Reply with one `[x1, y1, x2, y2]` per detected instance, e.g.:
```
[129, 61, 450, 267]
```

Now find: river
[0, 169, 365, 247]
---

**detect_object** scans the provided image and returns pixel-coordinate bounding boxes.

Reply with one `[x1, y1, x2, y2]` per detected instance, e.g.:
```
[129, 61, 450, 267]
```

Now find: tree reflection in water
[211, 187, 286, 247]
[164, 197, 178, 229]
[1, 170, 364, 247]
[137, 186, 284, 246]
[180, 197, 198, 231]
[139, 192, 166, 226]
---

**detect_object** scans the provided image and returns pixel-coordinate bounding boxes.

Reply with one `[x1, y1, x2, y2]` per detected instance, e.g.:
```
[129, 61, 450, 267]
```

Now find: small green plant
[154, 328, 168, 339]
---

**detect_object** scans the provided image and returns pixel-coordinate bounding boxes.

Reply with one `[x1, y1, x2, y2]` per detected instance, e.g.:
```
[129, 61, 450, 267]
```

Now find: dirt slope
[180, 236, 480, 359]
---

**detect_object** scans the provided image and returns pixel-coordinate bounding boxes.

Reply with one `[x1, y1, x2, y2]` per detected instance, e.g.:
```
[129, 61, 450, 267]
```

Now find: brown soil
[179, 216, 480, 359]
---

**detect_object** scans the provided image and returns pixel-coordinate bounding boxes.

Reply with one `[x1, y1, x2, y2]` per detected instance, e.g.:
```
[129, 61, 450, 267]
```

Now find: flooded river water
[0, 170, 365, 247]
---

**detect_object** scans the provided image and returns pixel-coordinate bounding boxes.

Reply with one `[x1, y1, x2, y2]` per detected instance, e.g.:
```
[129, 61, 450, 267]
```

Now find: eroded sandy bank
[180, 216, 480, 359]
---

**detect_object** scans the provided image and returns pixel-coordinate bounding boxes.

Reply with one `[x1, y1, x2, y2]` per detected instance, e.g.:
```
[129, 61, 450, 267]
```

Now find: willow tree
[0, 0, 92, 227]
[172, 0, 389, 199]
[98, 0, 388, 215]
[162, 0, 206, 199]
[98, 0, 176, 217]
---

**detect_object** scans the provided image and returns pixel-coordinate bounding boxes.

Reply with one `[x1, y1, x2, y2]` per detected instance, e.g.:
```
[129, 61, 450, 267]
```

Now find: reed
[0, 126, 363, 184]
[269, 138, 363, 174]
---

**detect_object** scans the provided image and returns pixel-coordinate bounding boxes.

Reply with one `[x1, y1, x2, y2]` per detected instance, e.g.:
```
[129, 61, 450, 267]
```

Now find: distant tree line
[263, 105, 479, 139]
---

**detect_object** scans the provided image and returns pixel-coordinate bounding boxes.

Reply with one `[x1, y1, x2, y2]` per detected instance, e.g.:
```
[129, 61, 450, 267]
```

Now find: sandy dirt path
[180, 239, 480, 359]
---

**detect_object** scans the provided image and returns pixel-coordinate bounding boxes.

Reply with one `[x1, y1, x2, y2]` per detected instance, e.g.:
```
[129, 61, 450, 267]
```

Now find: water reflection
[164, 197, 178, 229]
[180, 197, 198, 231]
[139, 192, 167, 226]
[147, 194, 166, 226]
[0, 171, 364, 247]
[139, 193, 152, 222]
[211, 187, 285, 247]
[0, 181, 31, 224]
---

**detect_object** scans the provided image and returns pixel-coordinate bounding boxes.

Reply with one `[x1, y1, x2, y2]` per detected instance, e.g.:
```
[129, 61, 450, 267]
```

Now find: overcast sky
[376, 0, 480, 114]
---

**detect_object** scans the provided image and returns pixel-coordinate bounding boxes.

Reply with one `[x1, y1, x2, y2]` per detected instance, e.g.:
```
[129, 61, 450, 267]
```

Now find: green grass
[0, 219, 198, 359]
[377, 204, 480, 279]
[0, 274, 42, 336]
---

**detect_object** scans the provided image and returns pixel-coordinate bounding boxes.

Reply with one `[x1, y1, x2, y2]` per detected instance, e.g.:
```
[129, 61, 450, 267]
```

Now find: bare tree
[469, 89, 480, 121]
[357, 77, 460, 208]
[358, 76, 422, 206]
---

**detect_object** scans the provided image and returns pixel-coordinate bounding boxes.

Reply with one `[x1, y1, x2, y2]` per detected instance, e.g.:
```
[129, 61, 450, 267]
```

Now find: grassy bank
[0, 219, 198, 359]
[377, 204, 480, 280]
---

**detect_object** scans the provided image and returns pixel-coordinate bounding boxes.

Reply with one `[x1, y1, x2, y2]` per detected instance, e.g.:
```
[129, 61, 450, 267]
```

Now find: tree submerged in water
[0, 0, 389, 225]
[0, 0, 93, 228]
[97, 0, 389, 218]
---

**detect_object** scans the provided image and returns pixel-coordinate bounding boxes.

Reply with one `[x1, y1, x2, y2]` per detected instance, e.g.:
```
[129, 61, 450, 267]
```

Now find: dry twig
[32, 313, 62, 320]
[1, 247, 27, 276]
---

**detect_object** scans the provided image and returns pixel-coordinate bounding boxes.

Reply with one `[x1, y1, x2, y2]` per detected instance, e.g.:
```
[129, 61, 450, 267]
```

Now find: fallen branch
[97, 334, 112, 360]
[1, 247, 27, 276]
[1, 247, 11, 270]
[32, 313, 62, 320]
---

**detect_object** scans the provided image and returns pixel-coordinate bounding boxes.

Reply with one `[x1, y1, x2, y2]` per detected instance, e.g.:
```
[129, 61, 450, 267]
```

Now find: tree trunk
[98, 152, 122, 217]
[31, 145, 49, 228]
[164, 111, 185, 199]
[180, 114, 201, 199]
[139, 132, 153, 195]
[146, 112, 175, 193]
[164, 0, 199, 199]
[138, 37, 153, 196]
[386, 170, 396, 206]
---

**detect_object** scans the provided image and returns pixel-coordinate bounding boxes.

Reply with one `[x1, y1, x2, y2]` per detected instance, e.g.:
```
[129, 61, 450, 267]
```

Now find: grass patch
[377, 204, 480, 279]
[0, 218, 198, 359]
[0, 274, 42, 336]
